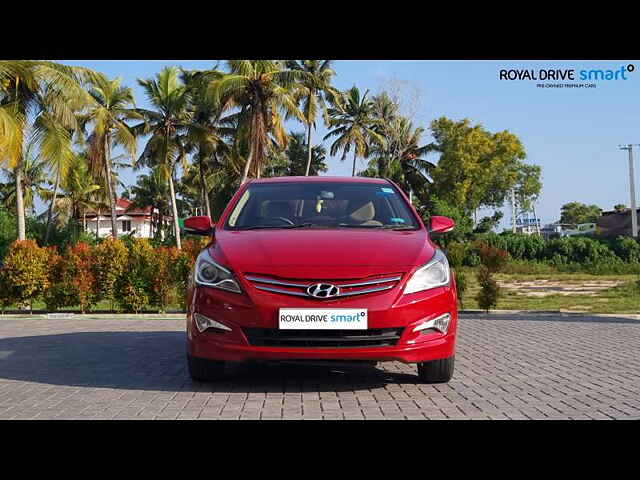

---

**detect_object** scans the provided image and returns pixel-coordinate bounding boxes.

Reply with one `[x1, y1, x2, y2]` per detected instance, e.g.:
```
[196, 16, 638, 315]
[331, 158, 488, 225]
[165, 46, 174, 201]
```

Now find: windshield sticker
[376, 188, 395, 197]
[390, 217, 405, 223]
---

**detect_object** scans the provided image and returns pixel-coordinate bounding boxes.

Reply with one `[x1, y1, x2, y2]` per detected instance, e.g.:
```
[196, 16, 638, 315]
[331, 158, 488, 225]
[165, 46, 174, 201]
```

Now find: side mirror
[183, 216, 214, 236]
[429, 215, 455, 234]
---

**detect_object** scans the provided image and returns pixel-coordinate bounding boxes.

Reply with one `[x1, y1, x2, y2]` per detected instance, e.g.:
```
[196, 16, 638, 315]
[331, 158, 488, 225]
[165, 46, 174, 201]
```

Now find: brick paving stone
[1, 313, 639, 419]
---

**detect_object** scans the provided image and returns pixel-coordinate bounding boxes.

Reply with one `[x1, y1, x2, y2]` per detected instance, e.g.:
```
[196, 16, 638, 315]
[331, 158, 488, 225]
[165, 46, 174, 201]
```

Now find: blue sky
[57, 60, 640, 229]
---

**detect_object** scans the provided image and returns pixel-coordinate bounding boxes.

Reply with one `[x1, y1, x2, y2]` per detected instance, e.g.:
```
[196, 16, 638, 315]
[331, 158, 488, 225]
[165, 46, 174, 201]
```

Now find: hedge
[0, 237, 208, 313]
[455, 233, 640, 273]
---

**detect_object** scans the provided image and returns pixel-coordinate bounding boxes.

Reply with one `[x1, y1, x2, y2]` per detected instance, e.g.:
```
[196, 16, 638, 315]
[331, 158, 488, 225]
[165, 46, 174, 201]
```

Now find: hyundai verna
[184, 176, 458, 383]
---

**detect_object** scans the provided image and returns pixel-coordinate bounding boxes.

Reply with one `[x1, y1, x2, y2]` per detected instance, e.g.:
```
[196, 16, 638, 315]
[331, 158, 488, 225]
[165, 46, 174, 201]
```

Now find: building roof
[601, 207, 640, 216]
[85, 198, 153, 217]
[597, 208, 640, 236]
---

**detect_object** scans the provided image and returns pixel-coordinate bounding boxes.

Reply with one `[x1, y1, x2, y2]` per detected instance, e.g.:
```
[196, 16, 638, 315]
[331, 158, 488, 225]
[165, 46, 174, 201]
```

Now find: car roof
[248, 176, 390, 184]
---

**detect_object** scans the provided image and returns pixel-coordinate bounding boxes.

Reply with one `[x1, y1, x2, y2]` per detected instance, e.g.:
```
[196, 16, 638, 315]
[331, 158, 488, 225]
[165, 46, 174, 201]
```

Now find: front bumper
[186, 281, 458, 364]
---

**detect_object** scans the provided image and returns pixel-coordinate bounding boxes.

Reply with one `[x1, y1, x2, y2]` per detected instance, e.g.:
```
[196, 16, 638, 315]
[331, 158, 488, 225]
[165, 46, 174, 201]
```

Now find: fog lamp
[194, 313, 232, 333]
[412, 313, 451, 334]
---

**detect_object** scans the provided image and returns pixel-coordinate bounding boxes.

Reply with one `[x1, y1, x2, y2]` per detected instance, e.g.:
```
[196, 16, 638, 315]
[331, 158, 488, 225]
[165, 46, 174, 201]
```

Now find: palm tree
[128, 168, 172, 240]
[265, 132, 328, 177]
[40, 153, 101, 239]
[209, 60, 305, 184]
[181, 68, 233, 219]
[36, 112, 77, 244]
[81, 76, 140, 239]
[0, 140, 48, 215]
[0, 60, 103, 240]
[133, 67, 191, 249]
[364, 116, 435, 199]
[324, 86, 385, 176]
[286, 60, 341, 176]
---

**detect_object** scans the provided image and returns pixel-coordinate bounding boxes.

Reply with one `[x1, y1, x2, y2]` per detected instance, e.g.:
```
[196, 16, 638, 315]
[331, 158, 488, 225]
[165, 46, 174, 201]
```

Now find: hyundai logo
[307, 283, 340, 298]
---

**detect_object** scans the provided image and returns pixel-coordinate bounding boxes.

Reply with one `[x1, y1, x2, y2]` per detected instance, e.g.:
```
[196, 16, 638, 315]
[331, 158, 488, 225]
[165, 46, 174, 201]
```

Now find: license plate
[279, 308, 368, 330]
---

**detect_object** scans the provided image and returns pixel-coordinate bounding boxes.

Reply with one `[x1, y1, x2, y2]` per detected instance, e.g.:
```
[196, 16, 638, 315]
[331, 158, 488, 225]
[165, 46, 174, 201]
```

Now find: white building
[540, 222, 596, 239]
[83, 198, 172, 239]
[515, 217, 541, 235]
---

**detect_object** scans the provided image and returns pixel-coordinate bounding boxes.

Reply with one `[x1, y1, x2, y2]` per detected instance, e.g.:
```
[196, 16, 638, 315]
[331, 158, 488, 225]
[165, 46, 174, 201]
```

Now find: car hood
[211, 229, 435, 279]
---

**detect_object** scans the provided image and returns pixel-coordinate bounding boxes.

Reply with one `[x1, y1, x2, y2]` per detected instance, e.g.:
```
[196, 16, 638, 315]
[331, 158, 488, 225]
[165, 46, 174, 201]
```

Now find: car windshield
[225, 182, 420, 230]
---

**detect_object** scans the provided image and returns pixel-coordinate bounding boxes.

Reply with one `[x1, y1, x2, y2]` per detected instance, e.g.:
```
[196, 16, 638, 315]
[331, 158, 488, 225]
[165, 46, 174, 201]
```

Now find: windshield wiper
[337, 223, 383, 228]
[237, 223, 315, 230]
[337, 223, 418, 230]
[381, 225, 419, 230]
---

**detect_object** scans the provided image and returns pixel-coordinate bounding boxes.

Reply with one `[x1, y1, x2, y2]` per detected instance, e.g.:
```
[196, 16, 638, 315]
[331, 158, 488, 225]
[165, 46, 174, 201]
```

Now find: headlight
[194, 248, 242, 294]
[403, 249, 450, 294]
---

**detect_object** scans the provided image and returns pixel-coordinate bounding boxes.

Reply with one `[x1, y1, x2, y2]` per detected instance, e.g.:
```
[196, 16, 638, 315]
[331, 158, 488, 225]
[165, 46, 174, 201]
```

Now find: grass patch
[457, 268, 640, 314]
[1, 299, 183, 314]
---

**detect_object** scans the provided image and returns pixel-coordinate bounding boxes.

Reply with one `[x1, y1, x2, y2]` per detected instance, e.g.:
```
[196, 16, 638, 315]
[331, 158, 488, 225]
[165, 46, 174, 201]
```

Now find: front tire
[187, 354, 225, 381]
[417, 356, 454, 383]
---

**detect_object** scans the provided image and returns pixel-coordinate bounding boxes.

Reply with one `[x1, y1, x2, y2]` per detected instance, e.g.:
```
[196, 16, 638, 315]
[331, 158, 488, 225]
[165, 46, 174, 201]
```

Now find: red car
[184, 176, 458, 383]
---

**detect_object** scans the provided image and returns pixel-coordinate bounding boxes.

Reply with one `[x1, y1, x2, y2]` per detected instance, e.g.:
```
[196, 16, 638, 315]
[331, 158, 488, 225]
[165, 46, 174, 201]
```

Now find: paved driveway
[0, 313, 639, 420]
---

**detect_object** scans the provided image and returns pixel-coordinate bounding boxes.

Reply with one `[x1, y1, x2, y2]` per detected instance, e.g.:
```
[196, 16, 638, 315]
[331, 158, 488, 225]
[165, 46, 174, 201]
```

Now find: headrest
[348, 200, 375, 223]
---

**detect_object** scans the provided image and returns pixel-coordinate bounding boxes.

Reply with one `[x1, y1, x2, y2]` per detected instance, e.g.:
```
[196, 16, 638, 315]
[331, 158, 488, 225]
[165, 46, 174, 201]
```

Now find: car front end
[184, 177, 458, 383]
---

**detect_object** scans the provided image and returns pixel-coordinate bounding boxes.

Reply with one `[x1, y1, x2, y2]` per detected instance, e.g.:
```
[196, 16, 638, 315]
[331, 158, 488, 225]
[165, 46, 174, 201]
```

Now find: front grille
[243, 327, 404, 348]
[244, 273, 403, 299]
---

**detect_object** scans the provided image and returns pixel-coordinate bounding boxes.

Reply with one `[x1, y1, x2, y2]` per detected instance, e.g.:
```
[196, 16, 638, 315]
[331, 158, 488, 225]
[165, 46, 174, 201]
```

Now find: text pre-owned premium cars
[184, 176, 458, 383]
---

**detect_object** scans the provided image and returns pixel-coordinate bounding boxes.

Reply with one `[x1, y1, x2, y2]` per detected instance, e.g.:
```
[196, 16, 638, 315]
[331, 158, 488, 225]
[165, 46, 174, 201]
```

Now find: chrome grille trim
[336, 284, 395, 296]
[246, 275, 401, 289]
[245, 276, 309, 288]
[252, 282, 396, 298]
[253, 285, 310, 297]
[338, 276, 402, 288]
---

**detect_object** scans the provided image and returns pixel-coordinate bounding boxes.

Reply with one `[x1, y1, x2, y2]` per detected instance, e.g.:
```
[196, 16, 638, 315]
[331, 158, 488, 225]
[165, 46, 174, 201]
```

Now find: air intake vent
[243, 327, 404, 348]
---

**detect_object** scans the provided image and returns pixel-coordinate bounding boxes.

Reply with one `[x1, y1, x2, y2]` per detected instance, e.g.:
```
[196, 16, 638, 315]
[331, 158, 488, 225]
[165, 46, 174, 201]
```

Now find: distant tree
[514, 163, 542, 215]
[286, 60, 341, 176]
[473, 211, 504, 234]
[180, 67, 231, 219]
[265, 132, 328, 177]
[40, 153, 101, 239]
[134, 67, 192, 249]
[375, 76, 424, 123]
[560, 202, 602, 225]
[614, 204, 627, 212]
[362, 92, 435, 202]
[128, 168, 171, 241]
[81, 76, 140, 240]
[0, 140, 48, 216]
[427, 117, 527, 215]
[208, 60, 305, 184]
[0, 60, 102, 240]
[324, 86, 385, 176]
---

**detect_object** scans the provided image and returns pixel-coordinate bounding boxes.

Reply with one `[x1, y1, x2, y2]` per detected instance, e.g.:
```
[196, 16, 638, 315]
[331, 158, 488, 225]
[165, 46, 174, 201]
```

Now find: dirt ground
[498, 279, 626, 297]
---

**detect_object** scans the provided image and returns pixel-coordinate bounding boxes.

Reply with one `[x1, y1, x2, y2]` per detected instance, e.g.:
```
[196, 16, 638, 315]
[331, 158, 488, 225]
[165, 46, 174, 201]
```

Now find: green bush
[453, 269, 468, 308]
[475, 266, 500, 312]
[0, 240, 50, 311]
[445, 242, 466, 269]
[149, 246, 182, 312]
[43, 247, 73, 311]
[473, 242, 508, 312]
[93, 238, 129, 311]
[476, 242, 509, 273]
[43, 242, 97, 313]
[609, 236, 640, 263]
[116, 238, 155, 313]
[0, 234, 205, 313]
[460, 233, 640, 274]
